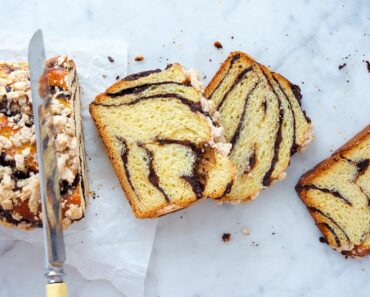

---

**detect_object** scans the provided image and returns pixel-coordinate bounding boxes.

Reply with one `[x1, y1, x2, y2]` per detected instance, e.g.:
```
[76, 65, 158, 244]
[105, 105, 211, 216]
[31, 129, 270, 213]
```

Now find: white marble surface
[1, 0, 370, 296]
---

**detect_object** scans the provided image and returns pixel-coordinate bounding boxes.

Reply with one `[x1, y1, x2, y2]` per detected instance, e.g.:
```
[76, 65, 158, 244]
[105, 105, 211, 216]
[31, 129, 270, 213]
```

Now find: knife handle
[46, 282, 68, 297]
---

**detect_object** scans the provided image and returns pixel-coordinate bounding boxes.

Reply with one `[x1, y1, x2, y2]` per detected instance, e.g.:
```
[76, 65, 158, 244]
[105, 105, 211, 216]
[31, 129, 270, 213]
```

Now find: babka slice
[296, 125, 370, 257]
[89, 64, 235, 218]
[205, 51, 313, 203]
[0, 56, 88, 230]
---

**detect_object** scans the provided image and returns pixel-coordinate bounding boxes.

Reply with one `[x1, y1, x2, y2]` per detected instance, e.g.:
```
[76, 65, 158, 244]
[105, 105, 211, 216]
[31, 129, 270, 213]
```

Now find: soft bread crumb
[214, 41, 223, 49]
[222, 233, 231, 242]
[134, 55, 144, 62]
[242, 227, 250, 235]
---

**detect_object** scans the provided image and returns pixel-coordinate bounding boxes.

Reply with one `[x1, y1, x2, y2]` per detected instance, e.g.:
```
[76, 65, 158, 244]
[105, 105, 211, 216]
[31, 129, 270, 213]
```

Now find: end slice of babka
[205, 51, 313, 203]
[0, 56, 88, 230]
[296, 125, 370, 257]
[89, 64, 235, 218]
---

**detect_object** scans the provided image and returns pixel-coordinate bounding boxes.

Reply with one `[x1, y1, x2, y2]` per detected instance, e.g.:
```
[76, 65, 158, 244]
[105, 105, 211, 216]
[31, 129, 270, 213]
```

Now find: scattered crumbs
[319, 236, 328, 244]
[116, 75, 120, 80]
[89, 191, 99, 199]
[81, 241, 84, 244]
[108, 56, 115, 63]
[135, 55, 144, 62]
[88, 157, 92, 161]
[213, 41, 223, 49]
[241, 227, 250, 235]
[180, 216, 183, 219]
[251, 241, 259, 247]
[203, 75, 207, 80]
[346, 80, 350, 83]
[209, 58, 212, 62]
[272, 232, 276, 235]
[102, 74, 107, 79]
[338, 63, 347, 70]
[366, 60, 370, 73]
[301, 81, 305, 84]
[285, 33, 289, 37]
[222, 233, 232, 242]
[231, 36, 234, 39]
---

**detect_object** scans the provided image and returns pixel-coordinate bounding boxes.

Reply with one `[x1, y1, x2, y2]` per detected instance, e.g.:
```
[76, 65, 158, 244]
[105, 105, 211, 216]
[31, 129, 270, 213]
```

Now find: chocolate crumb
[231, 36, 234, 39]
[272, 232, 276, 235]
[222, 233, 231, 242]
[213, 41, 223, 49]
[366, 60, 370, 73]
[102, 74, 107, 78]
[319, 236, 328, 244]
[116, 75, 120, 80]
[108, 56, 115, 63]
[135, 55, 144, 62]
[338, 63, 347, 70]
[209, 58, 212, 62]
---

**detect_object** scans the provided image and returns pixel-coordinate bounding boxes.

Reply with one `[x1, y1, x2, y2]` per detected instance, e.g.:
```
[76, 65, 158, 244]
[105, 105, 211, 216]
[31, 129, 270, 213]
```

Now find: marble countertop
[1, 0, 370, 296]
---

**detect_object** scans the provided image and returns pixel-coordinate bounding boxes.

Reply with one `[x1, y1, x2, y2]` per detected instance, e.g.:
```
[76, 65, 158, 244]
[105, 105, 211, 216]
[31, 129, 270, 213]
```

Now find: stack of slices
[0, 56, 88, 229]
[205, 51, 313, 203]
[90, 64, 235, 218]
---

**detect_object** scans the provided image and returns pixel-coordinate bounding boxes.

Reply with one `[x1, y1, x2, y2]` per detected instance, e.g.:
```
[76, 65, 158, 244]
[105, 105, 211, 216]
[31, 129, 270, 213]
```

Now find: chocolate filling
[244, 150, 257, 175]
[272, 75, 297, 155]
[229, 82, 260, 151]
[156, 138, 204, 199]
[318, 222, 341, 247]
[138, 143, 171, 203]
[94, 93, 204, 114]
[107, 81, 190, 97]
[0, 152, 15, 167]
[214, 181, 233, 200]
[262, 71, 284, 187]
[356, 159, 369, 175]
[0, 208, 42, 228]
[124, 69, 161, 81]
[308, 206, 351, 246]
[298, 184, 352, 206]
[207, 53, 241, 99]
[217, 66, 253, 110]
[116, 136, 138, 199]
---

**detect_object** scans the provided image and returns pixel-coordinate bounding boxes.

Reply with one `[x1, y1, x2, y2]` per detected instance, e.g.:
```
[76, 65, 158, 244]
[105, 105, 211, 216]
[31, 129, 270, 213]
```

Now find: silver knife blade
[28, 30, 66, 283]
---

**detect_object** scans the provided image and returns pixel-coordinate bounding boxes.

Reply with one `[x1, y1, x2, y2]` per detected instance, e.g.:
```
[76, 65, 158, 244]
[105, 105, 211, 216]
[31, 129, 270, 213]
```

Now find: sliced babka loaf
[89, 64, 235, 218]
[0, 56, 88, 230]
[205, 51, 313, 203]
[296, 125, 370, 257]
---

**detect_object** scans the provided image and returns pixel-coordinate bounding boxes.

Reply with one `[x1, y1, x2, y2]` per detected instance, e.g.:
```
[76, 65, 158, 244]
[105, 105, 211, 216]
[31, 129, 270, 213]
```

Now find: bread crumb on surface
[222, 233, 231, 242]
[213, 41, 223, 49]
[338, 63, 347, 70]
[241, 227, 250, 235]
[108, 56, 115, 63]
[135, 55, 144, 62]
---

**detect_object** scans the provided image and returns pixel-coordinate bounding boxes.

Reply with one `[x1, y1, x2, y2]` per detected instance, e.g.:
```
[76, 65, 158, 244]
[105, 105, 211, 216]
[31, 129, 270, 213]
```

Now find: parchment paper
[0, 34, 158, 297]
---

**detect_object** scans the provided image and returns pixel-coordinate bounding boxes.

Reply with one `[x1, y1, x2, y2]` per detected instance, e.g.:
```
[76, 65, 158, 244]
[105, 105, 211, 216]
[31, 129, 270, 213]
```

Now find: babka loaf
[89, 64, 235, 218]
[205, 51, 313, 203]
[296, 125, 370, 257]
[0, 55, 88, 229]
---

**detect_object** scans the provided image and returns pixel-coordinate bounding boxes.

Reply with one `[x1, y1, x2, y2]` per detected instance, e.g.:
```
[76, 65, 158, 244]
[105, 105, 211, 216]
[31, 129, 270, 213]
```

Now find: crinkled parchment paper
[0, 35, 157, 297]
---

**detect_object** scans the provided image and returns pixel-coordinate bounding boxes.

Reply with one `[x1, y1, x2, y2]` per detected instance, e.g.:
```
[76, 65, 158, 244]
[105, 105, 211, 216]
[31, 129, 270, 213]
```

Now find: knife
[28, 30, 68, 297]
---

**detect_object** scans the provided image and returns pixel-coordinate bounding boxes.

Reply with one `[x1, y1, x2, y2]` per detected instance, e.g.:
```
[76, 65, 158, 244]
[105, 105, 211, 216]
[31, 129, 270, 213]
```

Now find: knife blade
[28, 30, 67, 289]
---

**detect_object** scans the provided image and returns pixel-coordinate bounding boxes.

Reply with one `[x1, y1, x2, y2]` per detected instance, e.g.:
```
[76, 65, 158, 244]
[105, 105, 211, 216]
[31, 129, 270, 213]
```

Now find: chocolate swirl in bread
[205, 51, 313, 203]
[90, 64, 235, 218]
[297, 125, 370, 257]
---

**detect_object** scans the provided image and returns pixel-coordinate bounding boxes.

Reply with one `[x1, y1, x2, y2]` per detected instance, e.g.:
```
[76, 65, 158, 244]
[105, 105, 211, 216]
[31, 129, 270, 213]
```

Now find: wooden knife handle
[46, 283, 68, 297]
